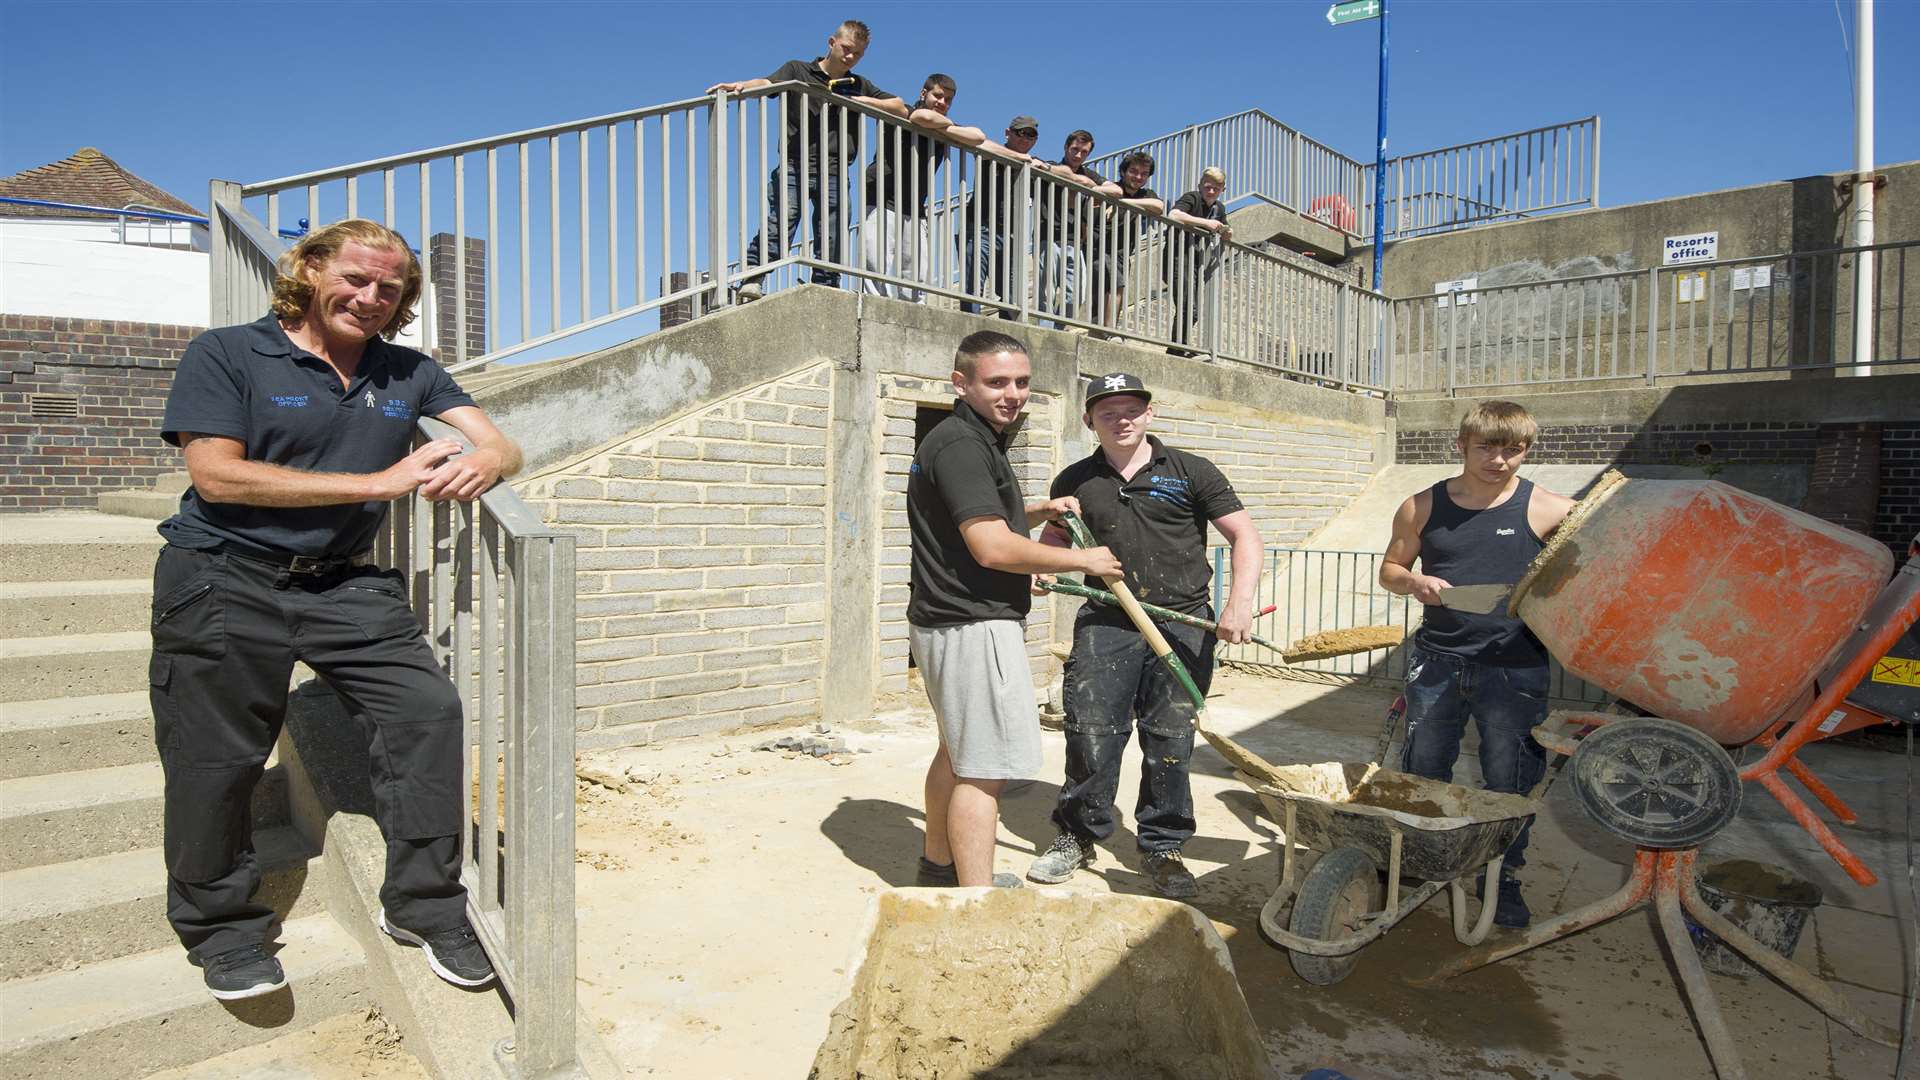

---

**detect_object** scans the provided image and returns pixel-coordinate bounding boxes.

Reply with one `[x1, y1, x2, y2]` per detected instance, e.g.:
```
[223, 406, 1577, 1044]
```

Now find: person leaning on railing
[708, 19, 908, 298]
[150, 219, 523, 1002]
[1164, 166, 1232, 357]
[959, 115, 1041, 320]
[1035, 129, 1123, 330]
[1092, 151, 1167, 339]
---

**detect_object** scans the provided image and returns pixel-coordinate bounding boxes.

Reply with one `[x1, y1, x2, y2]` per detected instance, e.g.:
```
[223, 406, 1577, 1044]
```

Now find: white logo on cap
[1103, 375, 1128, 391]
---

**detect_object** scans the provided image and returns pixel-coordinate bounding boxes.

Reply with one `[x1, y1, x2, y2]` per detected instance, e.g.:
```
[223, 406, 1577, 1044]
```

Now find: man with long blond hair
[151, 218, 520, 999]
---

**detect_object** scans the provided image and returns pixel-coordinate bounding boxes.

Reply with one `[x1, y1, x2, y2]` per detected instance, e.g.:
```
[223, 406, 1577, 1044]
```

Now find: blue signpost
[1327, 0, 1389, 291]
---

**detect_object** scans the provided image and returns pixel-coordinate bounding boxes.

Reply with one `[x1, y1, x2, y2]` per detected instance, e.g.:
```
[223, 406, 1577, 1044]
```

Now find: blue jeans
[1399, 641, 1549, 867]
[959, 225, 1018, 319]
[743, 163, 842, 287]
[1053, 618, 1215, 853]
[1036, 240, 1081, 328]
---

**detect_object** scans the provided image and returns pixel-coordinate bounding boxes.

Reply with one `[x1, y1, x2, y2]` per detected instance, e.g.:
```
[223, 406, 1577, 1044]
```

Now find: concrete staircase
[95, 471, 189, 521]
[0, 513, 374, 1077]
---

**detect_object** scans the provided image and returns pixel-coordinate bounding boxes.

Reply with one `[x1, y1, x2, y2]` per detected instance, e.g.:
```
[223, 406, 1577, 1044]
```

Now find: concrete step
[0, 913, 371, 1079]
[0, 691, 153, 780]
[95, 489, 182, 521]
[0, 825, 321, 981]
[0, 629, 150, 702]
[0, 578, 151, 637]
[0, 760, 288, 873]
[0, 512, 163, 582]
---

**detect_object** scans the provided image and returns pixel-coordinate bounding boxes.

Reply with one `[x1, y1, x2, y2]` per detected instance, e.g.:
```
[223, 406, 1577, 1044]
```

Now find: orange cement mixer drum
[1512, 475, 1894, 745]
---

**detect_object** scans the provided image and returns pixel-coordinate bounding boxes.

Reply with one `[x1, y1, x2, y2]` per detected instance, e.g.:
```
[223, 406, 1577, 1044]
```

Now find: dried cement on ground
[810, 889, 1271, 1080]
[1281, 625, 1405, 663]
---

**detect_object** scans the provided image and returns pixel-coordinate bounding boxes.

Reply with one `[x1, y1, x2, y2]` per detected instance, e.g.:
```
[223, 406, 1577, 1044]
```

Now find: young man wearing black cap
[908, 332, 1123, 888]
[1027, 373, 1262, 897]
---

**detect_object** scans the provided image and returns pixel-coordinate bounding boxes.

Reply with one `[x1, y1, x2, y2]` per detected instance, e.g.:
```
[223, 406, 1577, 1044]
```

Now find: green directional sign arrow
[1327, 0, 1382, 25]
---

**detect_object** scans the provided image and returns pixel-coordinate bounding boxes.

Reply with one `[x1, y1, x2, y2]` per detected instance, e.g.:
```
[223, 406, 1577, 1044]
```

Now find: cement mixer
[1416, 471, 1920, 1080]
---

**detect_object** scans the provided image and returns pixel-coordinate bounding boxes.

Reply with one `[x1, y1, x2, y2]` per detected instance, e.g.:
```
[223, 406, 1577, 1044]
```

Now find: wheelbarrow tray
[1251, 761, 1538, 881]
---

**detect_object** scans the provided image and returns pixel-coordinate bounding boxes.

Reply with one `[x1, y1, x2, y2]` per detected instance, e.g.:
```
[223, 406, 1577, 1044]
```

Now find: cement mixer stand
[1416, 554, 1920, 1080]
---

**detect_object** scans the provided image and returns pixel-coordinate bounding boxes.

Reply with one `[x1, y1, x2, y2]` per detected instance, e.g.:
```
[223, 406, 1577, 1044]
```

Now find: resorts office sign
[1662, 231, 1720, 265]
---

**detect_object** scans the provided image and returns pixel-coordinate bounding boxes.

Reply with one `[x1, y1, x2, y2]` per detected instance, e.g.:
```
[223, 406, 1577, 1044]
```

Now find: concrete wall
[1370, 161, 1919, 300]
[487, 286, 1390, 746]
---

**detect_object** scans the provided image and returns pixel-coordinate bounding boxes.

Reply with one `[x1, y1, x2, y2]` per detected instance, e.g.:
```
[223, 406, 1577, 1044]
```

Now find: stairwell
[0, 513, 377, 1077]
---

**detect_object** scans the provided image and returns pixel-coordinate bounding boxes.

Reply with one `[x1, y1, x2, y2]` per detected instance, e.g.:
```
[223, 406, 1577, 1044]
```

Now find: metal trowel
[1434, 583, 1518, 615]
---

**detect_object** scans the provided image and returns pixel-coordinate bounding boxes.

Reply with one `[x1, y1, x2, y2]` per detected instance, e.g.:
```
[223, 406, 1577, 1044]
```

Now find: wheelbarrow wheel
[1288, 846, 1381, 986]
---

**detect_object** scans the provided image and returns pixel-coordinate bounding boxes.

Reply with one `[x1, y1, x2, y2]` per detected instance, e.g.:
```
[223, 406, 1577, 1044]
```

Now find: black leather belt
[213, 542, 376, 575]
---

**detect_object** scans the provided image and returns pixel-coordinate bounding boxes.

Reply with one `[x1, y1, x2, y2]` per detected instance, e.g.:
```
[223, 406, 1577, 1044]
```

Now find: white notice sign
[1434, 277, 1478, 309]
[1731, 266, 1773, 291]
[1663, 231, 1719, 265]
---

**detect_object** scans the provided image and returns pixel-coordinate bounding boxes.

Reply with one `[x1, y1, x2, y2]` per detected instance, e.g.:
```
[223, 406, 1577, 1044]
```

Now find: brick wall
[875, 377, 1059, 696]
[1396, 421, 1820, 467]
[0, 314, 194, 510]
[1879, 424, 1920, 557]
[1150, 393, 1377, 547]
[428, 233, 485, 365]
[519, 364, 832, 741]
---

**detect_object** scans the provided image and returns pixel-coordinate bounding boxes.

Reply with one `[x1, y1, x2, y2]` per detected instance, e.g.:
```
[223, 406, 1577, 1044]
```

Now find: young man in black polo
[908, 330, 1122, 889]
[1093, 151, 1167, 337]
[1035, 129, 1122, 328]
[1026, 373, 1263, 898]
[153, 219, 521, 999]
[960, 114, 1041, 319]
[1165, 166, 1232, 356]
[709, 20, 908, 295]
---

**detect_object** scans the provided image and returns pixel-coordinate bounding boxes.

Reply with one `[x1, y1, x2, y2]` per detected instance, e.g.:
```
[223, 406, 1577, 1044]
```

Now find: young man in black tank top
[1379, 401, 1574, 927]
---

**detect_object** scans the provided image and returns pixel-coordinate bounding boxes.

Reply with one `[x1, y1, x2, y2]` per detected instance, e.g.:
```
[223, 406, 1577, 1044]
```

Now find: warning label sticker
[1871, 656, 1920, 688]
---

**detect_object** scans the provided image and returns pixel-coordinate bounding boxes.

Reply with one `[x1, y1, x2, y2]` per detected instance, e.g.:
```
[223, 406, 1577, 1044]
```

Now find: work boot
[379, 910, 497, 988]
[1142, 850, 1199, 899]
[914, 856, 1022, 889]
[1477, 874, 1533, 929]
[196, 942, 287, 1001]
[733, 280, 764, 303]
[1026, 833, 1092, 884]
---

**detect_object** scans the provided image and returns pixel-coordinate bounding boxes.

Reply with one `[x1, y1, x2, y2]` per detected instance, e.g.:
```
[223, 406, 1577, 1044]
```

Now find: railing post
[1445, 292, 1458, 396]
[209, 180, 242, 327]
[1182, 124, 1201, 201]
[1203, 240, 1224, 359]
[708, 91, 730, 312]
[1589, 115, 1602, 208]
[1014, 162, 1032, 325]
[1645, 265, 1660, 385]
[1334, 284, 1350, 390]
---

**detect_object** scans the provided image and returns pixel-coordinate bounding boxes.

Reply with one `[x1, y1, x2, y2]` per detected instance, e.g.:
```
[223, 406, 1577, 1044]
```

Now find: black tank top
[1416, 478, 1546, 666]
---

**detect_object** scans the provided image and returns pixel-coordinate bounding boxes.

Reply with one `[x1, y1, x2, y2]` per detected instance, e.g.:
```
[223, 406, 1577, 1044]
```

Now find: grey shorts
[909, 620, 1042, 781]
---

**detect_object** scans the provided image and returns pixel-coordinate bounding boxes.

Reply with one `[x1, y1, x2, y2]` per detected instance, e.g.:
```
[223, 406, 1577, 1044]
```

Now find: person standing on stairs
[711, 19, 909, 297]
[907, 330, 1123, 888]
[1025, 373, 1262, 898]
[1378, 400, 1574, 929]
[151, 218, 522, 1000]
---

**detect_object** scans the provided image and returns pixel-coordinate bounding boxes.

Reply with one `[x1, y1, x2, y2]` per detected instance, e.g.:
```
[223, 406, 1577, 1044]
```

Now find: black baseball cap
[1084, 372, 1151, 408]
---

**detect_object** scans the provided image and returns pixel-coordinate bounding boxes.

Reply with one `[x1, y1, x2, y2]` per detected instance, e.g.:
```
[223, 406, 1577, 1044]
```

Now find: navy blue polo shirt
[1049, 435, 1243, 622]
[157, 315, 476, 556]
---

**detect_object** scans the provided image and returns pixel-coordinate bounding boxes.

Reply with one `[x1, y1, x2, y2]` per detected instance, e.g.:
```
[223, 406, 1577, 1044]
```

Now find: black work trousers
[1052, 616, 1216, 853]
[148, 545, 467, 962]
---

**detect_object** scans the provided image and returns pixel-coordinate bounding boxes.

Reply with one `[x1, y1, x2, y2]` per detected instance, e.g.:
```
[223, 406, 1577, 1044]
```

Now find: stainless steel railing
[198, 215, 583, 1074]
[1363, 117, 1601, 239]
[1390, 240, 1919, 394]
[377, 418, 579, 1076]
[1209, 546, 1608, 704]
[223, 83, 1394, 392]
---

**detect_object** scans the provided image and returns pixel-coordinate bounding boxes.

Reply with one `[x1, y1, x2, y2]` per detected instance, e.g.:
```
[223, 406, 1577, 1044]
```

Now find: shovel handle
[1057, 512, 1207, 713]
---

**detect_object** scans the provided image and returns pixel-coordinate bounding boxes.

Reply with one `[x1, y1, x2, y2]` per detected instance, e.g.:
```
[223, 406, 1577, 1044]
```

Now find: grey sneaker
[1027, 833, 1092, 884]
[914, 856, 1022, 888]
[196, 943, 286, 1001]
[378, 910, 497, 988]
[1143, 850, 1198, 899]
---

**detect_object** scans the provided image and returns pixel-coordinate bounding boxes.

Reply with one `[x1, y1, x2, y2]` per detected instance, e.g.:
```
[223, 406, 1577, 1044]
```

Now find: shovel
[1434, 583, 1519, 615]
[1037, 579, 1401, 662]
[1053, 511, 1284, 783]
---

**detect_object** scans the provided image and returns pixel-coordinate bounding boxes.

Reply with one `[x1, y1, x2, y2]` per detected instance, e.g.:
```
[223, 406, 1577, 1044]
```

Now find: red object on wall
[1307, 195, 1357, 233]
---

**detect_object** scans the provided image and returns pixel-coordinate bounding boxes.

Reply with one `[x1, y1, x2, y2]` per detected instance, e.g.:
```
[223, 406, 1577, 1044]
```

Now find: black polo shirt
[1049, 435, 1243, 623]
[1037, 161, 1106, 244]
[907, 400, 1032, 627]
[863, 128, 949, 213]
[767, 58, 888, 167]
[157, 314, 476, 557]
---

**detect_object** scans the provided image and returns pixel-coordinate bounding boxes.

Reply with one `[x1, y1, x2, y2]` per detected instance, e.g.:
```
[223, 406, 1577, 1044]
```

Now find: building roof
[0, 147, 202, 221]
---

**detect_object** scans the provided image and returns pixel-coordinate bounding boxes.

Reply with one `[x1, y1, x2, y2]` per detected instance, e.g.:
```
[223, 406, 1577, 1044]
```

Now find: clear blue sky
[3, 0, 1915, 217]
